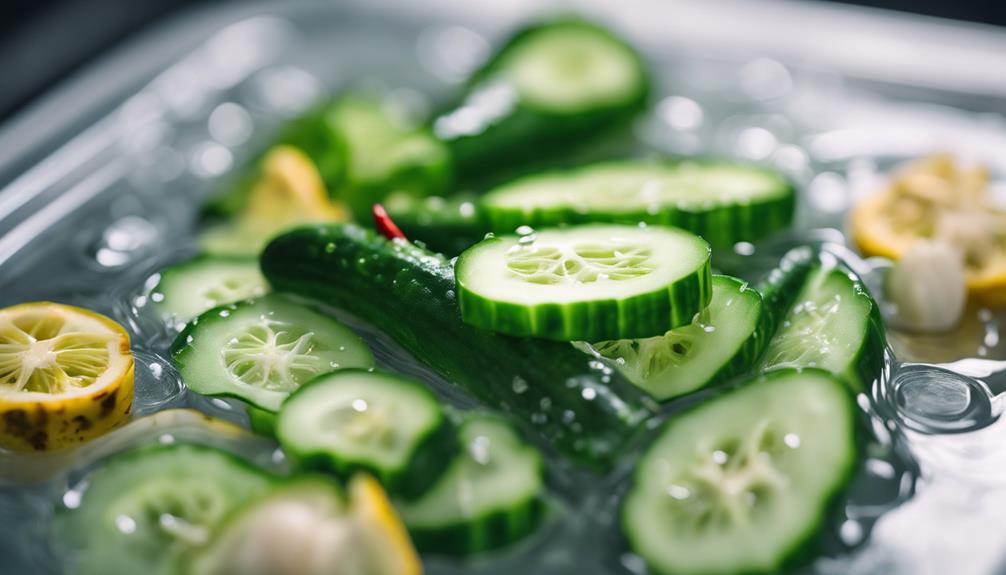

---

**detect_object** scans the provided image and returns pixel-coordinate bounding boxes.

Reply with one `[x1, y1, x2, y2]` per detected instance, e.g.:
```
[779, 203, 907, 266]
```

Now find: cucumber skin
[247, 406, 278, 438]
[456, 233, 713, 342]
[408, 494, 545, 556]
[672, 276, 770, 400]
[436, 19, 650, 180]
[622, 368, 863, 575]
[482, 161, 796, 249]
[404, 415, 546, 556]
[756, 247, 888, 390]
[386, 194, 488, 256]
[277, 370, 457, 501]
[261, 224, 656, 472]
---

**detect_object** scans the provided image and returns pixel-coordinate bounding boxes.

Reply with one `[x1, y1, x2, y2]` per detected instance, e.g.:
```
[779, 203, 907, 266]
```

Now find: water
[0, 7, 1005, 575]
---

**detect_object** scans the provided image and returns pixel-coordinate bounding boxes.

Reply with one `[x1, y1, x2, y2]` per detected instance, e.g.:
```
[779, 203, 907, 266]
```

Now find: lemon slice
[200, 145, 349, 256]
[850, 155, 1006, 308]
[348, 474, 423, 575]
[0, 302, 134, 451]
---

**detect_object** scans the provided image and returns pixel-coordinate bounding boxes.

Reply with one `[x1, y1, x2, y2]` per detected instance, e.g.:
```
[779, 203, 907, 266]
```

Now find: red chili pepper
[372, 204, 407, 241]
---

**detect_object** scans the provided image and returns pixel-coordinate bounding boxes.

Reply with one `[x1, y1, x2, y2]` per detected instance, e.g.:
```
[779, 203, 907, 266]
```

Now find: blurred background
[1, 0, 1004, 125]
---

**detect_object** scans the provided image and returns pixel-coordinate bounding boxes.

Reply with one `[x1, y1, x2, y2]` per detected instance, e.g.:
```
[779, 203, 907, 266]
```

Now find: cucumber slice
[396, 414, 545, 555]
[171, 294, 374, 411]
[436, 19, 649, 178]
[622, 369, 859, 575]
[583, 275, 766, 401]
[152, 256, 268, 324]
[330, 95, 452, 218]
[456, 224, 712, 341]
[54, 444, 275, 575]
[276, 370, 454, 499]
[760, 263, 884, 389]
[481, 161, 795, 247]
[187, 477, 420, 575]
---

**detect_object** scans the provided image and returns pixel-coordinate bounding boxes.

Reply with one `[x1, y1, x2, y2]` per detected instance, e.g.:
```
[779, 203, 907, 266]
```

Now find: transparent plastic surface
[0, 2, 1004, 574]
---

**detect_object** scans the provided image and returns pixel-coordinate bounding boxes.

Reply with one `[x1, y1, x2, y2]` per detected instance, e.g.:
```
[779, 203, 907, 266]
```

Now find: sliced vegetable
[435, 19, 649, 178]
[170, 294, 374, 411]
[277, 370, 454, 498]
[330, 95, 452, 218]
[622, 368, 859, 575]
[582, 275, 766, 401]
[482, 160, 795, 247]
[0, 302, 134, 451]
[261, 224, 655, 470]
[397, 414, 545, 555]
[247, 405, 277, 438]
[55, 444, 276, 575]
[456, 224, 712, 341]
[885, 239, 967, 332]
[152, 256, 268, 325]
[187, 476, 421, 575]
[850, 153, 1006, 307]
[199, 146, 347, 257]
[759, 260, 885, 390]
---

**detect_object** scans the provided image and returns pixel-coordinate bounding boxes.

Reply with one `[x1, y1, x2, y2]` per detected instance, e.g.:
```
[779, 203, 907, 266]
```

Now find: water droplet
[784, 433, 801, 449]
[63, 489, 83, 509]
[581, 387, 597, 401]
[325, 242, 336, 253]
[893, 364, 996, 433]
[512, 376, 529, 394]
[712, 450, 728, 464]
[352, 399, 368, 412]
[469, 435, 492, 464]
[516, 225, 535, 236]
[839, 519, 864, 545]
[667, 484, 691, 500]
[115, 515, 137, 534]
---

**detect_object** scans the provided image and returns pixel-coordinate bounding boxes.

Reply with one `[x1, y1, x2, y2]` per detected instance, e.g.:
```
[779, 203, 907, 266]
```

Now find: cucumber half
[276, 370, 454, 499]
[152, 256, 268, 324]
[760, 263, 884, 389]
[622, 369, 859, 575]
[171, 294, 374, 411]
[582, 275, 765, 401]
[456, 224, 712, 341]
[481, 161, 795, 247]
[396, 414, 545, 556]
[54, 444, 276, 575]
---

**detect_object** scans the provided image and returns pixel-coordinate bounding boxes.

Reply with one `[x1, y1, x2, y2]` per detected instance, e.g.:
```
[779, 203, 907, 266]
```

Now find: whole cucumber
[261, 224, 656, 471]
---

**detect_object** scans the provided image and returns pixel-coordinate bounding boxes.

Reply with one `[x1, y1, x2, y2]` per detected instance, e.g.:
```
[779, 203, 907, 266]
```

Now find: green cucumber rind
[276, 369, 456, 500]
[455, 228, 713, 341]
[260, 223, 656, 471]
[401, 414, 546, 556]
[481, 160, 795, 248]
[247, 406, 278, 438]
[621, 367, 862, 575]
[629, 275, 769, 401]
[439, 18, 650, 179]
[756, 248, 888, 390]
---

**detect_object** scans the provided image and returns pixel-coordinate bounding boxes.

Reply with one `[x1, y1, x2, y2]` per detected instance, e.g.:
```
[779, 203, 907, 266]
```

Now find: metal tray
[1, 1, 1005, 574]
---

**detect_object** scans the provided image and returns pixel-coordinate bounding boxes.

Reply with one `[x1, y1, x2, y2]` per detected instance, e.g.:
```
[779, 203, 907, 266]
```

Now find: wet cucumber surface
[9, 5, 1006, 575]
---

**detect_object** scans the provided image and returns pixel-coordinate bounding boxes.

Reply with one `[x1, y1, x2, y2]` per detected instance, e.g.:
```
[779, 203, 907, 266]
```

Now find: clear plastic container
[1, 1, 1005, 574]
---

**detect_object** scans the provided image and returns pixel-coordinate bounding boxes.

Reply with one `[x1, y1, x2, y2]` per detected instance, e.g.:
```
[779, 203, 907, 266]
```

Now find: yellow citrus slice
[349, 474, 423, 575]
[200, 145, 349, 256]
[0, 302, 134, 451]
[850, 155, 1006, 308]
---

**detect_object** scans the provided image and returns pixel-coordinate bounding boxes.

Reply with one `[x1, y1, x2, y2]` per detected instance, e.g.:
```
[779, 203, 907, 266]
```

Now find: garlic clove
[886, 240, 967, 333]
